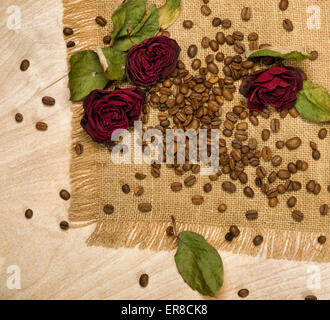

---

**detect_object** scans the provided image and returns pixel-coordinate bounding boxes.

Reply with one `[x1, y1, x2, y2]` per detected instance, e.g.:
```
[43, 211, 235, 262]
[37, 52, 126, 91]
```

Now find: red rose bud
[239, 66, 303, 112]
[81, 88, 146, 143]
[126, 36, 181, 86]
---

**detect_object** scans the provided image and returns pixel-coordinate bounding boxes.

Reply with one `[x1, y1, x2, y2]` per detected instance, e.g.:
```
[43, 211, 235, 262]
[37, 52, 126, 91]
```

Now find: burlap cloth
[64, 0, 329, 262]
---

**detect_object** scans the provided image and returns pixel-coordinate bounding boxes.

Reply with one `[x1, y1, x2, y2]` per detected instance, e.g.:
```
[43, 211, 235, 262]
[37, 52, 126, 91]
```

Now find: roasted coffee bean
[248, 32, 258, 41]
[60, 221, 69, 230]
[212, 17, 222, 27]
[249, 40, 258, 51]
[292, 210, 304, 222]
[225, 35, 235, 45]
[253, 235, 263, 246]
[218, 203, 227, 213]
[216, 32, 225, 44]
[183, 20, 194, 29]
[238, 172, 248, 184]
[15, 113, 23, 123]
[312, 149, 321, 160]
[248, 138, 257, 150]
[36, 121, 48, 131]
[238, 289, 249, 298]
[204, 183, 212, 193]
[74, 143, 83, 156]
[95, 16, 107, 27]
[171, 182, 182, 192]
[285, 137, 301, 150]
[268, 171, 277, 183]
[242, 60, 254, 69]
[261, 129, 270, 141]
[215, 52, 224, 62]
[305, 295, 317, 300]
[306, 180, 316, 192]
[270, 119, 280, 133]
[67, 41, 75, 48]
[134, 186, 144, 197]
[184, 175, 197, 187]
[310, 141, 317, 150]
[122, 184, 130, 194]
[25, 209, 33, 219]
[103, 204, 114, 214]
[201, 37, 210, 48]
[187, 45, 198, 58]
[191, 164, 200, 174]
[207, 62, 219, 74]
[63, 27, 74, 36]
[166, 226, 174, 236]
[230, 225, 240, 237]
[138, 203, 152, 212]
[267, 188, 278, 199]
[249, 115, 259, 126]
[222, 181, 236, 193]
[223, 88, 233, 101]
[192, 195, 204, 205]
[139, 274, 149, 287]
[318, 236, 326, 244]
[269, 197, 278, 207]
[191, 59, 202, 70]
[210, 39, 219, 51]
[233, 31, 244, 41]
[205, 54, 214, 64]
[313, 183, 321, 195]
[151, 167, 160, 178]
[20, 59, 30, 71]
[221, 19, 232, 29]
[292, 181, 302, 191]
[277, 169, 291, 180]
[234, 42, 245, 54]
[225, 232, 234, 242]
[103, 35, 111, 44]
[243, 186, 254, 198]
[224, 56, 233, 65]
[201, 4, 211, 16]
[287, 196, 297, 208]
[277, 184, 286, 194]
[59, 189, 71, 200]
[286, 163, 296, 174]
[289, 107, 299, 118]
[245, 210, 258, 220]
[241, 7, 252, 21]
[320, 204, 328, 215]
[283, 19, 293, 32]
[318, 128, 327, 139]
[275, 141, 285, 149]
[279, 0, 289, 11]
[271, 155, 282, 167]
[135, 173, 146, 180]
[42, 96, 55, 106]
[309, 50, 318, 61]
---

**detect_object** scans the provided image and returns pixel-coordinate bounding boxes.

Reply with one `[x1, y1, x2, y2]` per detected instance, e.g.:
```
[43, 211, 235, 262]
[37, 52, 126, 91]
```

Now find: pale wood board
[0, 0, 329, 300]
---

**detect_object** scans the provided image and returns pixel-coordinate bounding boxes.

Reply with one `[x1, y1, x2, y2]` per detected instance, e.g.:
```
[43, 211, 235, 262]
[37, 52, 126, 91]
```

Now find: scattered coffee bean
[201, 5, 211, 16]
[184, 175, 197, 187]
[225, 232, 234, 242]
[134, 186, 144, 196]
[287, 162, 297, 174]
[253, 235, 263, 246]
[221, 19, 232, 29]
[241, 7, 252, 21]
[271, 155, 282, 167]
[60, 221, 69, 230]
[310, 141, 317, 150]
[166, 226, 174, 236]
[36, 122, 48, 131]
[248, 32, 258, 41]
[183, 20, 194, 29]
[63, 27, 74, 36]
[191, 59, 202, 70]
[229, 225, 240, 237]
[171, 182, 182, 192]
[192, 195, 204, 205]
[25, 209, 33, 219]
[15, 113, 23, 123]
[238, 289, 249, 298]
[318, 236, 326, 244]
[275, 141, 285, 149]
[103, 204, 114, 214]
[122, 184, 130, 194]
[204, 183, 212, 193]
[319, 204, 328, 215]
[318, 128, 327, 139]
[285, 137, 301, 150]
[218, 203, 227, 213]
[42, 96, 56, 106]
[261, 129, 270, 141]
[292, 210, 304, 222]
[287, 196, 297, 208]
[139, 274, 149, 287]
[270, 119, 280, 133]
[187, 45, 198, 58]
[74, 143, 83, 155]
[305, 295, 317, 300]
[279, 0, 289, 11]
[66, 41, 75, 48]
[306, 180, 316, 192]
[243, 186, 254, 198]
[103, 35, 111, 44]
[95, 16, 107, 27]
[207, 62, 219, 74]
[222, 181, 236, 193]
[201, 36, 210, 48]
[309, 51, 318, 61]
[312, 149, 321, 160]
[215, 52, 224, 62]
[20, 59, 30, 71]
[59, 189, 71, 201]
[135, 173, 146, 180]
[138, 203, 152, 212]
[277, 169, 291, 180]
[191, 164, 200, 174]
[245, 210, 258, 220]
[212, 17, 222, 27]
[283, 19, 293, 32]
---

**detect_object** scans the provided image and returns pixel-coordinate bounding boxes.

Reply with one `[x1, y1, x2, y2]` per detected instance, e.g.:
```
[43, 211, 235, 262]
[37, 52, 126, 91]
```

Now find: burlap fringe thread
[64, 0, 329, 262]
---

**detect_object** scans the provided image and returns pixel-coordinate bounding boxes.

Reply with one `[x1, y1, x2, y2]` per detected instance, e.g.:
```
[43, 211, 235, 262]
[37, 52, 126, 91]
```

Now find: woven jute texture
[64, 0, 330, 261]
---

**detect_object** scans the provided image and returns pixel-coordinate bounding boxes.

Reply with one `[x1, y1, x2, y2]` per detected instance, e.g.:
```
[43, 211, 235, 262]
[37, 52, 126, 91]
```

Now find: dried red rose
[239, 66, 303, 112]
[126, 36, 181, 86]
[81, 88, 145, 143]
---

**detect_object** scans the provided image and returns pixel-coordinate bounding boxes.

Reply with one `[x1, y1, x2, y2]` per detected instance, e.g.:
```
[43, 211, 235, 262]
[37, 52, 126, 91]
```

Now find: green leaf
[174, 231, 224, 297]
[246, 46, 311, 60]
[295, 81, 330, 122]
[98, 47, 127, 81]
[111, 0, 146, 43]
[158, 0, 181, 30]
[68, 50, 109, 101]
[113, 5, 159, 51]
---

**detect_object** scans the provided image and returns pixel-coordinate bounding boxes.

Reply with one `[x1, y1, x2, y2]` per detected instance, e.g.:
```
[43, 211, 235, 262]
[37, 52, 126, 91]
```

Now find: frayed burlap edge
[64, 0, 329, 262]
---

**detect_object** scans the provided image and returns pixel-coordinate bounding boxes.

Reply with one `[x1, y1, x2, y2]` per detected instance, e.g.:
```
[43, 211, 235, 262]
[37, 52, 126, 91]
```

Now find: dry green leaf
[158, 0, 181, 30]
[246, 46, 311, 60]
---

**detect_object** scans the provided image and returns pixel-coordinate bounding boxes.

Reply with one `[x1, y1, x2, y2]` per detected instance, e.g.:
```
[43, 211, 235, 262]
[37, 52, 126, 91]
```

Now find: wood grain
[0, 0, 329, 300]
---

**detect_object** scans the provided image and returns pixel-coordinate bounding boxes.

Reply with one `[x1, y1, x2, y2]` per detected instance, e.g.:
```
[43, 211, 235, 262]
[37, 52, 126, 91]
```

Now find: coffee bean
[135, 173, 146, 180]
[42, 96, 56, 106]
[25, 209, 33, 219]
[191, 164, 200, 174]
[138, 203, 152, 212]
[103, 204, 114, 214]
[212, 17, 222, 27]
[313, 183, 321, 195]
[188, 45, 198, 58]
[63, 27, 74, 36]
[122, 184, 130, 194]
[287, 196, 297, 208]
[15, 113, 23, 123]
[222, 181, 236, 193]
[261, 129, 270, 141]
[204, 183, 212, 193]
[248, 32, 258, 41]
[184, 175, 197, 187]
[312, 149, 321, 160]
[283, 19, 293, 32]
[318, 236, 326, 244]
[151, 167, 160, 178]
[241, 7, 252, 21]
[268, 171, 277, 183]
[171, 182, 182, 192]
[249, 41, 258, 51]
[309, 50, 318, 61]
[166, 226, 174, 237]
[223, 88, 233, 101]
[59, 189, 70, 200]
[310, 141, 317, 150]
[292, 210, 304, 222]
[306, 180, 316, 192]
[139, 274, 149, 287]
[285, 137, 301, 150]
[287, 162, 297, 174]
[275, 141, 285, 149]
[216, 32, 225, 44]
[134, 186, 144, 197]
[249, 115, 259, 126]
[289, 107, 299, 118]
[270, 119, 280, 133]
[215, 52, 224, 62]
[269, 197, 278, 207]
[225, 35, 235, 45]
[279, 0, 289, 11]
[207, 62, 219, 74]
[225, 232, 234, 242]
[221, 19, 231, 29]
[103, 35, 111, 44]
[67, 41, 75, 48]
[36, 122, 48, 131]
[238, 289, 249, 298]
[271, 155, 282, 167]
[243, 186, 254, 198]
[277, 169, 291, 180]
[229, 225, 240, 238]
[305, 295, 317, 300]
[253, 235, 263, 246]
[60, 221, 69, 230]
[318, 128, 327, 139]
[74, 143, 83, 155]
[95, 16, 107, 27]
[20, 59, 30, 71]
[320, 204, 328, 215]
[191, 59, 202, 70]
[245, 210, 258, 220]
[183, 20, 193, 29]
[234, 42, 245, 54]
[201, 5, 211, 16]
[192, 195, 204, 205]
[218, 203, 227, 213]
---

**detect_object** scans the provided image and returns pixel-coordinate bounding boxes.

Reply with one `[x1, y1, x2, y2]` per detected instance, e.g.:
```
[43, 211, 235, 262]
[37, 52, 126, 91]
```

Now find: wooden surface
[0, 0, 329, 300]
